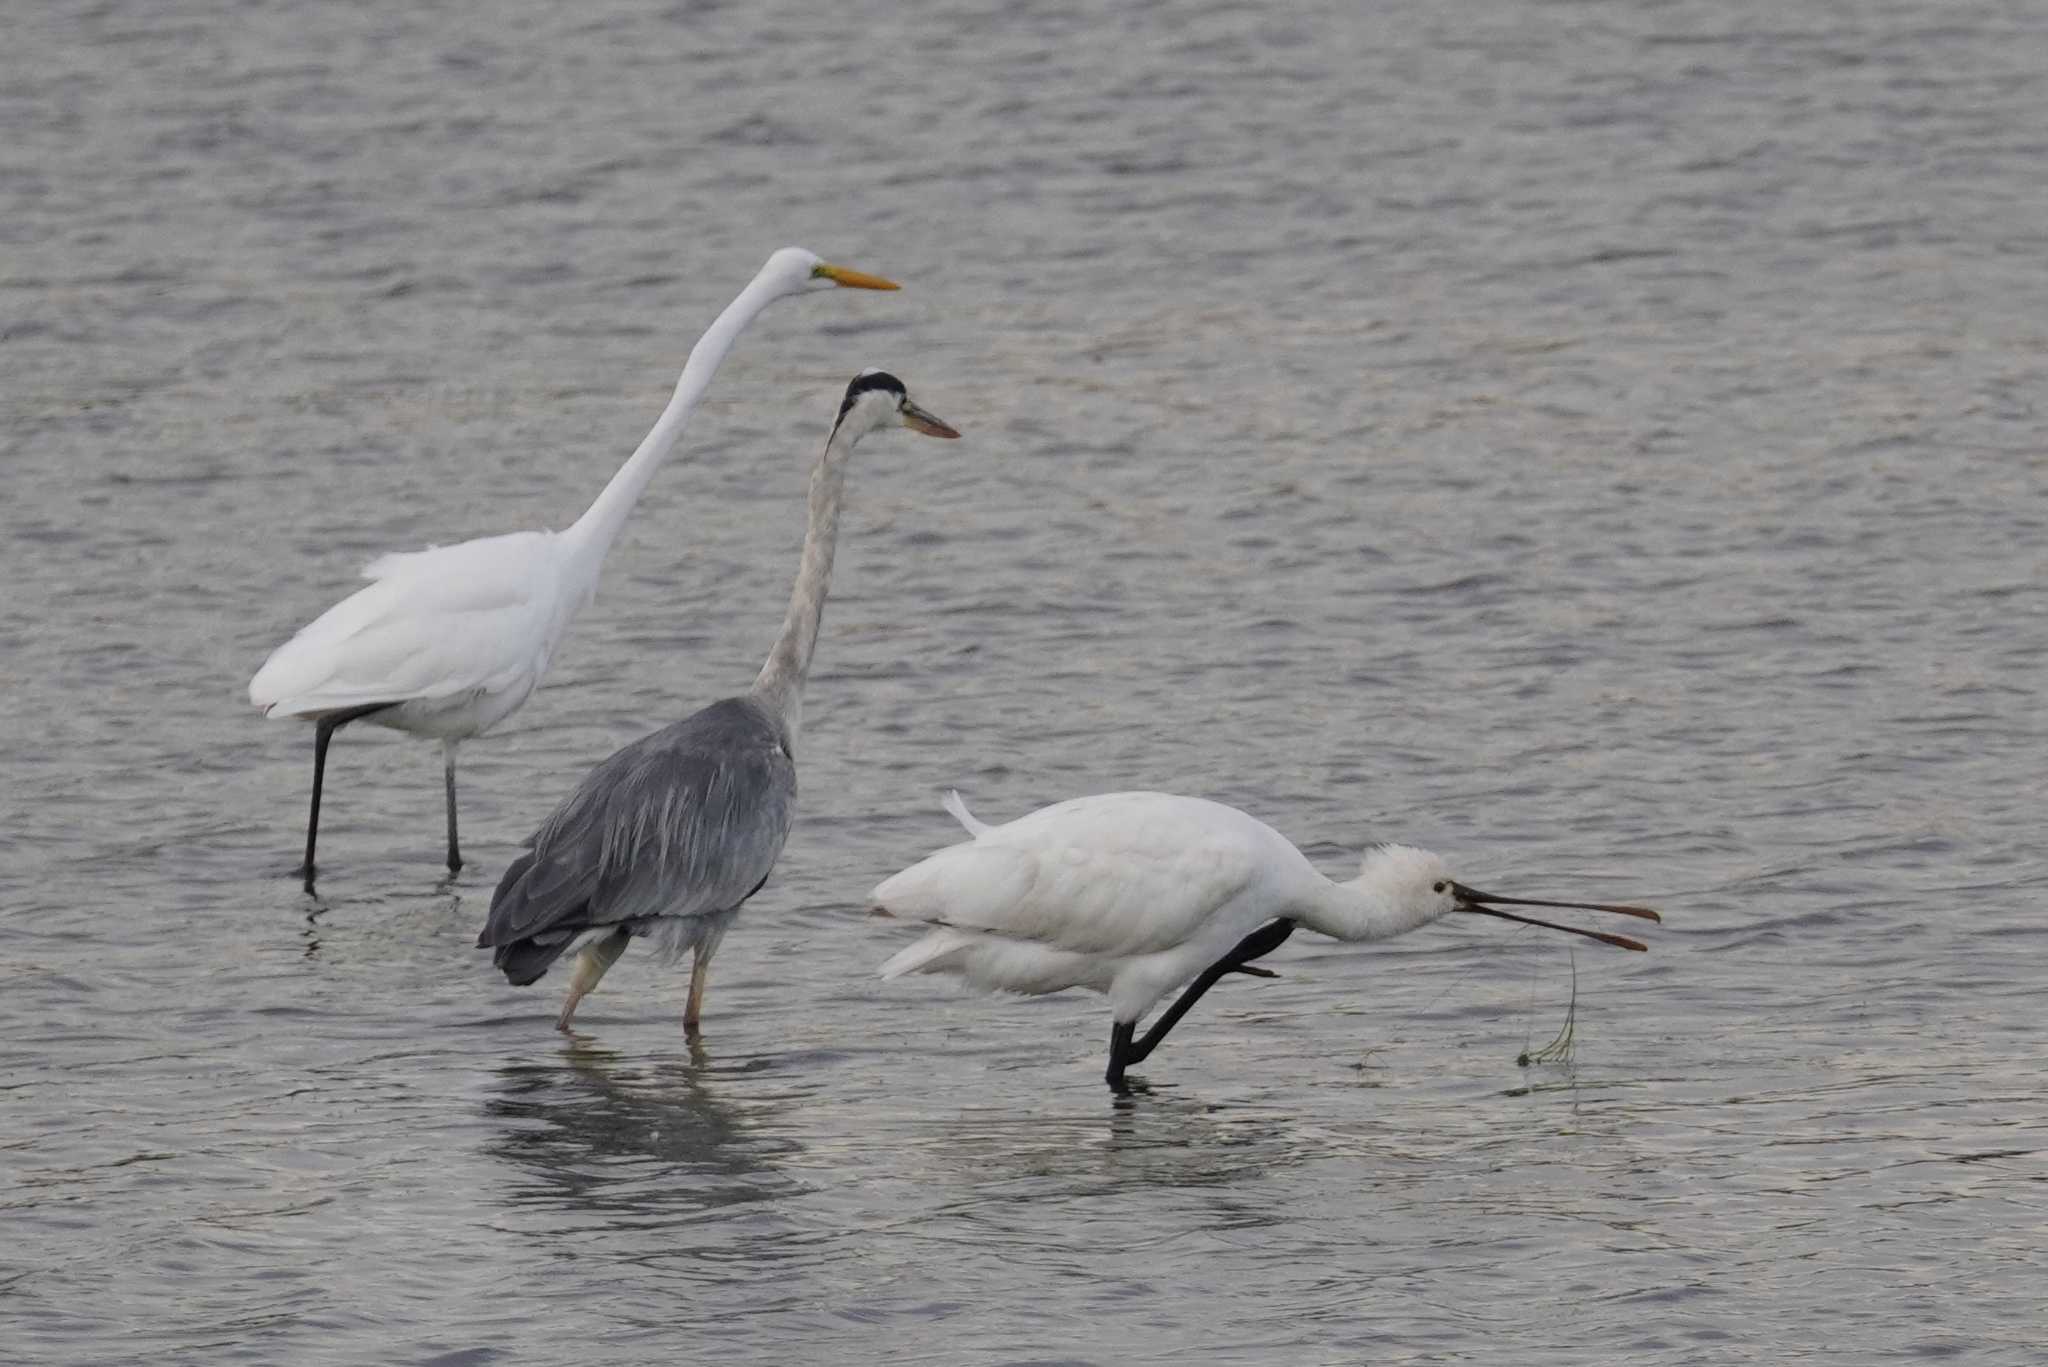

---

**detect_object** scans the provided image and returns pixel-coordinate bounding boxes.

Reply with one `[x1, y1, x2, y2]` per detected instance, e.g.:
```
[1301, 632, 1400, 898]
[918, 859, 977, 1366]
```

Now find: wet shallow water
[5, 1, 2047, 1363]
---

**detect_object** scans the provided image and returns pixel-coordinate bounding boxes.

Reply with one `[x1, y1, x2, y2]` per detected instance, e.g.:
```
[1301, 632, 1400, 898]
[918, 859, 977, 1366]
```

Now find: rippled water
[6, 1, 2046, 1362]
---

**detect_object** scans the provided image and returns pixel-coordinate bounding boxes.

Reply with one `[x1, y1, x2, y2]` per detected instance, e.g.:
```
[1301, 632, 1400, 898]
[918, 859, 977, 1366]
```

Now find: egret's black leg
[296, 703, 387, 887]
[301, 717, 342, 886]
[1106, 1020, 1137, 1092]
[442, 740, 462, 875]
[1125, 919, 1298, 1067]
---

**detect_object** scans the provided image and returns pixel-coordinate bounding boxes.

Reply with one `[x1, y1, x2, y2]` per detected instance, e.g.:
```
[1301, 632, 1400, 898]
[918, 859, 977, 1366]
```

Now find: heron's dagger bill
[901, 400, 960, 438]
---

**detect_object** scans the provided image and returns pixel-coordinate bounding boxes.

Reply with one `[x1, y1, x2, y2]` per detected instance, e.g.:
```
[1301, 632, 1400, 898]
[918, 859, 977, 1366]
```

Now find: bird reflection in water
[298, 886, 463, 963]
[887, 1087, 1313, 1204]
[483, 1035, 801, 1219]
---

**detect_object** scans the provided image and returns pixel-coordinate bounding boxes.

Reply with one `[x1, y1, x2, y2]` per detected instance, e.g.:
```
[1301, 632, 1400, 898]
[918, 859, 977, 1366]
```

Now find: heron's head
[829, 369, 962, 444]
[1358, 844, 1660, 949]
[761, 246, 901, 298]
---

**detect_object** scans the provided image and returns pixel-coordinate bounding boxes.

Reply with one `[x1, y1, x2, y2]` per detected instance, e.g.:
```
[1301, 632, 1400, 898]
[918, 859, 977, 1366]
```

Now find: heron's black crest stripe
[835, 370, 906, 425]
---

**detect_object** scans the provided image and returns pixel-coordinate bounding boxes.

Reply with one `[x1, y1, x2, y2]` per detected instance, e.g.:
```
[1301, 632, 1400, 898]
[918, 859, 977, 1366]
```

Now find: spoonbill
[875, 791, 1659, 1089]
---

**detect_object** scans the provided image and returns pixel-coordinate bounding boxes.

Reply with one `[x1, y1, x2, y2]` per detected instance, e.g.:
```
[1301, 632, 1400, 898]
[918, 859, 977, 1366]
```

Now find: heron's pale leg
[442, 739, 462, 875]
[683, 923, 730, 1036]
[556, 929, 631, 1032]
[683, 958, 710, 1035]
[1108, 919, 1298, 1086]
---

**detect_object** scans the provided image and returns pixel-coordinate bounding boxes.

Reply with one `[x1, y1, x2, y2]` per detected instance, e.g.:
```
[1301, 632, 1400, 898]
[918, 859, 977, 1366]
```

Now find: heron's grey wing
[478, 698, 796, 949]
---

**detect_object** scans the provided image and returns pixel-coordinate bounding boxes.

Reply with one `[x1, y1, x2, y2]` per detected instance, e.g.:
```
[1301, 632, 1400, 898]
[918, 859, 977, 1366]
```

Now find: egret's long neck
[561, 273, 785, 567]
[748, 420, 860, 742]
[1293, 871, 1435, 944]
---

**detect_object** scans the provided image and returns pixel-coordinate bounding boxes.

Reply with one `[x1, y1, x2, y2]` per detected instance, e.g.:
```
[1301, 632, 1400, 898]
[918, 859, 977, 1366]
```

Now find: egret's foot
[441, 740, 462, 878]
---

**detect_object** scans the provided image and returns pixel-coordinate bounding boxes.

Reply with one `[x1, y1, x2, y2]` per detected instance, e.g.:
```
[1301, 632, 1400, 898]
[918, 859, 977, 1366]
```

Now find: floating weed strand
[1517, 954, 1543, 1064]
[1358, 924, 1530, 1073]
[1517, 947, 1578, 1067]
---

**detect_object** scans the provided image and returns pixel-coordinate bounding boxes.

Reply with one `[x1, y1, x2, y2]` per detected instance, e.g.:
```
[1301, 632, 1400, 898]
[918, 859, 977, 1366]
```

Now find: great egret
[478, 370, 960, 1032]
[875, 791, 1660, 1089]
[248, 248, 900, 884]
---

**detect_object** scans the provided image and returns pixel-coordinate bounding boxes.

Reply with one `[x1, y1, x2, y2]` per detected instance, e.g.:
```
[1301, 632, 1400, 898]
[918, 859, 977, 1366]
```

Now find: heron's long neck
[561, 274, 783, 568]
[1293, 871, 1434, 944]
[748, 423, 858, 741]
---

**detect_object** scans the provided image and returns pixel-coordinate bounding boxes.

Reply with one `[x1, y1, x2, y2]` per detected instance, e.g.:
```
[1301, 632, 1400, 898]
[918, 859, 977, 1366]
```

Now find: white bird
[875, 791, 1660, 1089]
[479, 371, 961, 1034]
[248, 247, 900, 884]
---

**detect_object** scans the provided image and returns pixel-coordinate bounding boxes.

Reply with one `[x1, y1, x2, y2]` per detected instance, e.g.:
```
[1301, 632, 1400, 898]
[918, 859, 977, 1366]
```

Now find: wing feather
[871, 792, 1273, 958]
[478, 697, 796, 950]
[250, 531, 570, 715]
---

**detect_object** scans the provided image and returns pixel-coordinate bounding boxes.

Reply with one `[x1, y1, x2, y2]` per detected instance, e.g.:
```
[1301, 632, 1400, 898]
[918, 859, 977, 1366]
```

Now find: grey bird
[477, 370, 961, 1032]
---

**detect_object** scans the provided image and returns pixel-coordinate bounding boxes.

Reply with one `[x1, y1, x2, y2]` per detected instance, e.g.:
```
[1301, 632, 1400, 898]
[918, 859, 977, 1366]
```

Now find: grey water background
[4, 0, 2045, 1362]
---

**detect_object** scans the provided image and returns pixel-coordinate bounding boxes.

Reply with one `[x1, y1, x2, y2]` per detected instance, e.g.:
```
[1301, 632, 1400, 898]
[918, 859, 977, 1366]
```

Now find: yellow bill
[814, 262, 900, 290]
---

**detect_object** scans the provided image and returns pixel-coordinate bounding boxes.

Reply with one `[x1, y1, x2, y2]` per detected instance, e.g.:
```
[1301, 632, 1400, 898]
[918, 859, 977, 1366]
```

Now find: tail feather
[492, 933, 574, 987]
[942, 789, 991, 837]
[482, 848, 582, 986]
[878, 928, 974, 980]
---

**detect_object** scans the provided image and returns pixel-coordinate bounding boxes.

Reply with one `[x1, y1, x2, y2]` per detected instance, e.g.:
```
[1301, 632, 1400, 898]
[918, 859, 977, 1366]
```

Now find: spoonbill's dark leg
[297, 703, 388, 887]
[442, 740, 462, 875]
[1120, 919, 1299, 1074]
[1106, 1020, 1137, 1092]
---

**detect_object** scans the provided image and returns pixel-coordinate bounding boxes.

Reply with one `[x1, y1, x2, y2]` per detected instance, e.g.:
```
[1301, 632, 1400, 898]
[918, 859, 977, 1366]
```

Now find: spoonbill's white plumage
[478, 371, 961, 1034]
[249, 248, 900, 884]
[875, 791, 1659, 1089]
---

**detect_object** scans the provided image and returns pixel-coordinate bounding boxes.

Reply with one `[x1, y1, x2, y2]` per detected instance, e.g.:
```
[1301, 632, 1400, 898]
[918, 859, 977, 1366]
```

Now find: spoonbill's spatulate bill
[874, 791, 1660, 1090]
[248, 248, 901, 885]
[478, 371, 962, 1034]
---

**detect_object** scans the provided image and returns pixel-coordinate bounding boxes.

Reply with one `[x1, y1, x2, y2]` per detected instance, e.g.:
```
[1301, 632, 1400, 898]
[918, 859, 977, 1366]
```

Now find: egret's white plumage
[875, 790, 1659, 1088]
[249, 247, 901, 881]
[251, 531, 568, 736]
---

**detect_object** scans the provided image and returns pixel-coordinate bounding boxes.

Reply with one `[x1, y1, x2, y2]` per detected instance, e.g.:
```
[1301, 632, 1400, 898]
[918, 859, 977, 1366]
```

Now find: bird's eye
[1432, 881, 1447, 894]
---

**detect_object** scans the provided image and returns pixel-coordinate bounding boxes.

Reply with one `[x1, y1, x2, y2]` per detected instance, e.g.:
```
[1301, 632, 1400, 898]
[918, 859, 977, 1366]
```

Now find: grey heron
[479, 370, 960, 1032]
